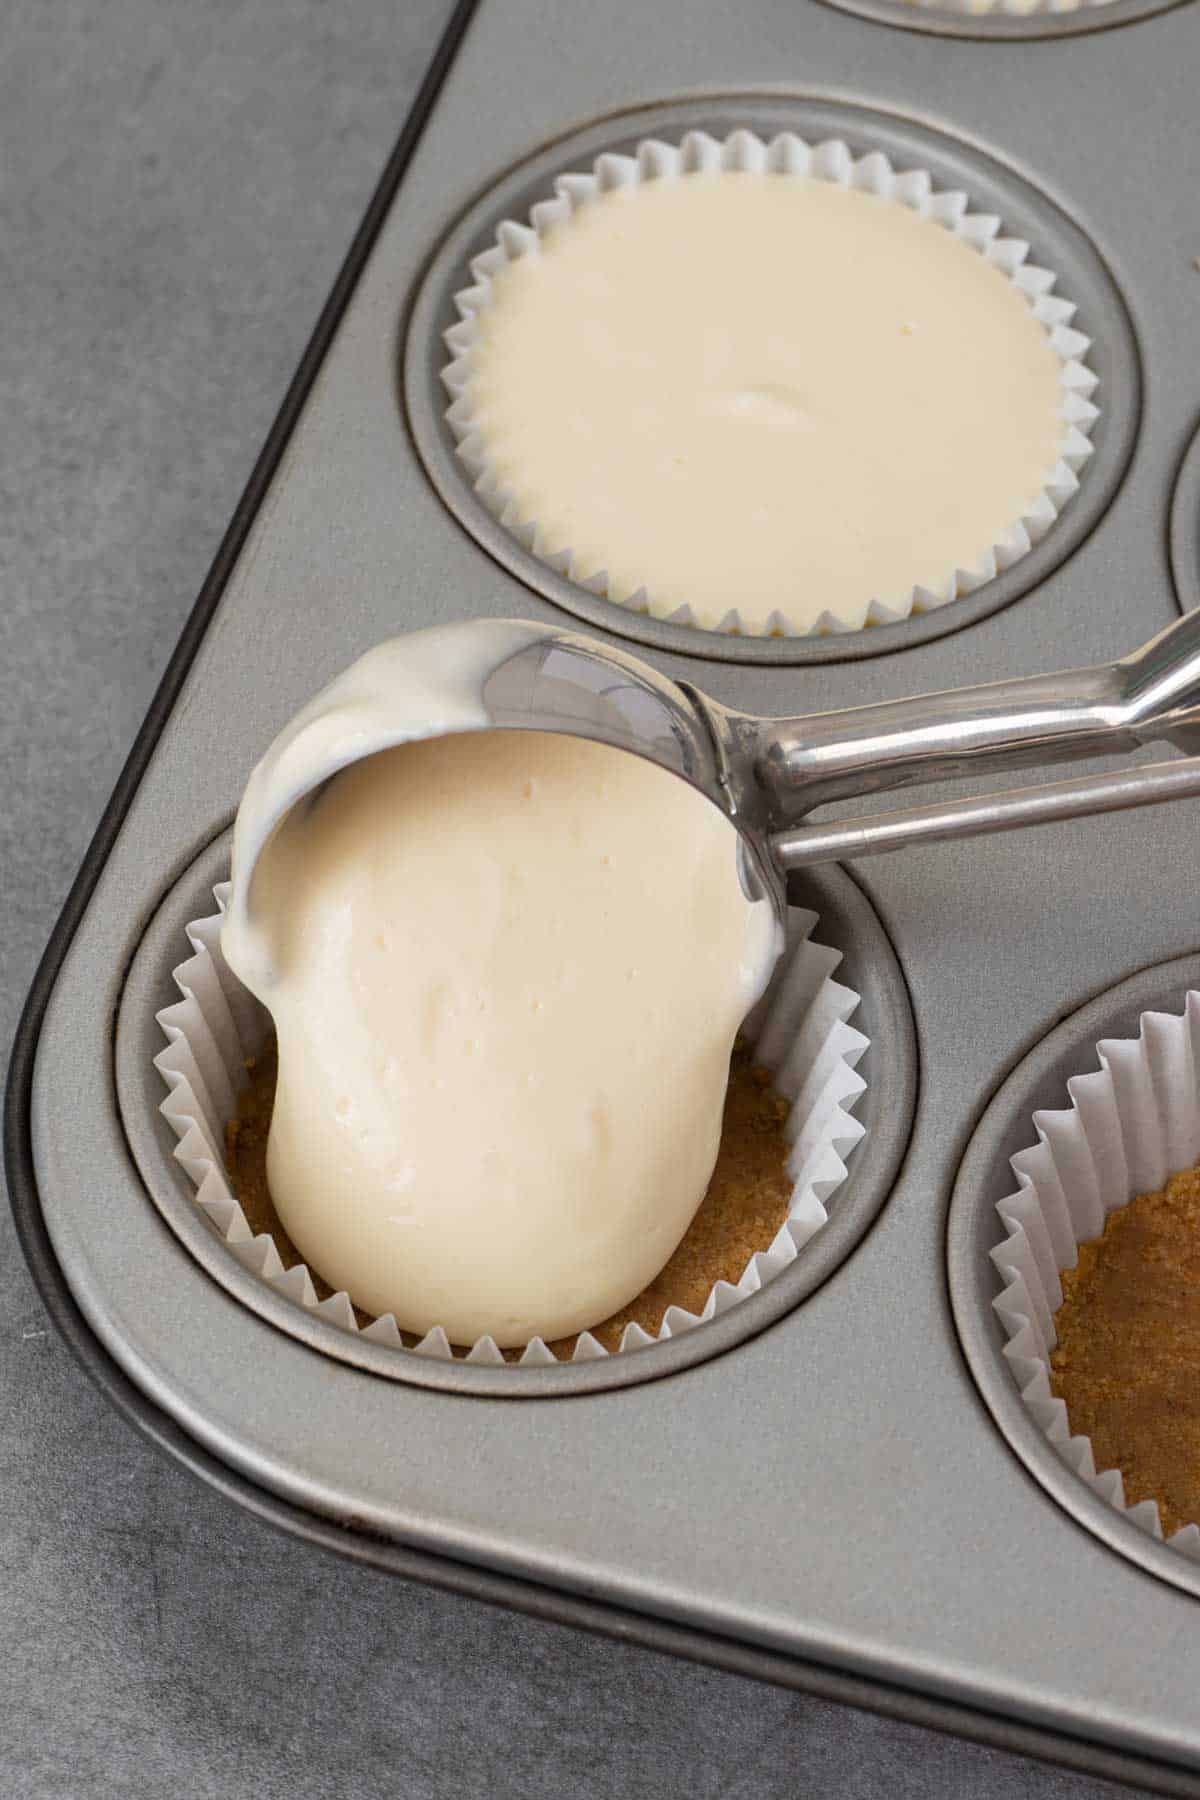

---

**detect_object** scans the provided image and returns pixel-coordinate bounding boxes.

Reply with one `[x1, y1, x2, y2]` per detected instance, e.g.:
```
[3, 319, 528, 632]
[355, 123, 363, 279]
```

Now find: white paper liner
[441, 129, 1099, 639]
[154, 883, 869, 1366]
[992, 994, 1200, 1559]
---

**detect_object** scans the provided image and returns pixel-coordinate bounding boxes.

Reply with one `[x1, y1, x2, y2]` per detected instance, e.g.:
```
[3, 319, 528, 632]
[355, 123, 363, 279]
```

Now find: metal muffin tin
[9, 0, 1200, 1790]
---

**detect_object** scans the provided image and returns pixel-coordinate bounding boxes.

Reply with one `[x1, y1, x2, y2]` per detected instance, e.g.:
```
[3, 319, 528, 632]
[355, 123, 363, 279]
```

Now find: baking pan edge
[14, 1208, 1200, 1799]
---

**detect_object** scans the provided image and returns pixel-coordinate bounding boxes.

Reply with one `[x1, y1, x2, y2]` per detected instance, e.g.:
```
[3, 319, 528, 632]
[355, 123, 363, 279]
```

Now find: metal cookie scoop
[227, 611, 1200, 947]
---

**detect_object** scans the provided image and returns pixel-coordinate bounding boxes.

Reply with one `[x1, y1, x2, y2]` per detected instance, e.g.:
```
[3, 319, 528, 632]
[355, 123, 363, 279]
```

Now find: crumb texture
[1051, 1163, 1200, 1538]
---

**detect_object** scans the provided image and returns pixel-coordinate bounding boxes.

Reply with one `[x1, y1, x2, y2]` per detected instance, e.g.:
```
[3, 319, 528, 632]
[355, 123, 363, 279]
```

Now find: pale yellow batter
[463, 171, 1066, 632]
[223, 693, 778, 1346]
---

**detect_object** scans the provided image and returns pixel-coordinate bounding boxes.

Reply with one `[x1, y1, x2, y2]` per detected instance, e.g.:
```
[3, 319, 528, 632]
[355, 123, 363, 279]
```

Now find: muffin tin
[9, 0, 1200, 1790]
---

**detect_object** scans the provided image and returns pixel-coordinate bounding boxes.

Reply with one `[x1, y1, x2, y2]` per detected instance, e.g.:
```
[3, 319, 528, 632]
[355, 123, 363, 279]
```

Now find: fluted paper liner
[154, 883, 869, 1366]
[442, 128, 1098, 638]
[992, 994, 1200, 1559]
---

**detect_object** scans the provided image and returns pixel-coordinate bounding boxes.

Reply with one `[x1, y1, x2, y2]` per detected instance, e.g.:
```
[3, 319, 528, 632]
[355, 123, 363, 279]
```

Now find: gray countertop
[0, 4, 1144, 1794]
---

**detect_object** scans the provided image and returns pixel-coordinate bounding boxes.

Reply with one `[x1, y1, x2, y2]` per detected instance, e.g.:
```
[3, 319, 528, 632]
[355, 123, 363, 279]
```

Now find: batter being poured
[223, 674, 779, 1347]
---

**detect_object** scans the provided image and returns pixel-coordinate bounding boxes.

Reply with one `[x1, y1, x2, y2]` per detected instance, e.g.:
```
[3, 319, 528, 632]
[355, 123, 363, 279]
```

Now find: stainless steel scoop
[230, 611, 1200, 940]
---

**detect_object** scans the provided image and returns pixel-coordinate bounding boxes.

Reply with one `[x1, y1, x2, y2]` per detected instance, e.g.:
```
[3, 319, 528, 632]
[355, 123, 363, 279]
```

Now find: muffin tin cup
[817, 0, 1190, 39]
[152, 880, 870, 1372]
[949, 952, 1200, 1605]
[405, 93, 1139, 667]
[439, 125, 1098, 640]
[991, 996, 1200, 1561]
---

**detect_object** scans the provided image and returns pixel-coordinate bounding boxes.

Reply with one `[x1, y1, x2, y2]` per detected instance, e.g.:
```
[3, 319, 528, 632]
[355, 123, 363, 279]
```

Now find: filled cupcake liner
[991, 994, 1200, 1559]
[153, 882, 870, 1366]
[441, 128, 1099, 638]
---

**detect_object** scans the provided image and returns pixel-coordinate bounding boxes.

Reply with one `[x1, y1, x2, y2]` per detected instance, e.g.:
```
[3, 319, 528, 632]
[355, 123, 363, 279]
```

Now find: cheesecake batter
[223, 683, 779, 1346]
[464, 171, 1065, 631]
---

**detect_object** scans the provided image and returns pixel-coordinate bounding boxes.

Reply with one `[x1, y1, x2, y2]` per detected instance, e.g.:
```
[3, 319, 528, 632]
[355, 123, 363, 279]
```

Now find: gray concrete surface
[0, 3, 1145, 1795]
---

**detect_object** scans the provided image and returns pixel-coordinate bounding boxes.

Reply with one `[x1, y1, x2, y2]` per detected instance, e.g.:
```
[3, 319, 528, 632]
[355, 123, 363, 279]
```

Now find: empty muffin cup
[153, 884, 870, 1367]
[442, 128, 1098, 638]
[992, 995, 1200, 1560]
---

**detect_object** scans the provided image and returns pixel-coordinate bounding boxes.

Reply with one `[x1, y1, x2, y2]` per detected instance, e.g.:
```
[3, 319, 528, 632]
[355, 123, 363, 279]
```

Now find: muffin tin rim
[813, 0, 1194, 45]
[1169, 418, 1200, 621]
[401, 90, 1141, 667]
[115, 823, 918, 1399]
[947, 948, 1200, 1603]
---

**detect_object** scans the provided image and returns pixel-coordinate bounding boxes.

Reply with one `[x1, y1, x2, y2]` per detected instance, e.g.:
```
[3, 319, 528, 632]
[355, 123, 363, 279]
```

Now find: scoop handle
[769, 753, 1200, 871]
[753, 608, 1200, 822]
